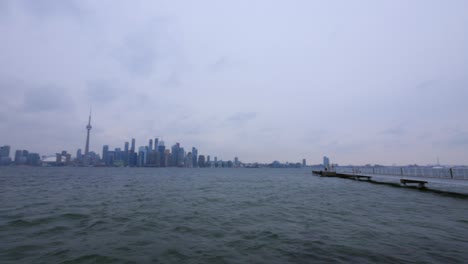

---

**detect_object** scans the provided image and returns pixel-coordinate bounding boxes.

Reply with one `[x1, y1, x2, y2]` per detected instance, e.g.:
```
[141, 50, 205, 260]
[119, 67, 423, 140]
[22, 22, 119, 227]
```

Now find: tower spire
[88, 107, 92, 126]
[84, 107, 92, 155]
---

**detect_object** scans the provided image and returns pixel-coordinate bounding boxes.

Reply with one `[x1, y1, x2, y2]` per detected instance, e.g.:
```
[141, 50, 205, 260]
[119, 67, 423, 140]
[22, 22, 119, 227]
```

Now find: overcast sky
[1, 0, 467, 165]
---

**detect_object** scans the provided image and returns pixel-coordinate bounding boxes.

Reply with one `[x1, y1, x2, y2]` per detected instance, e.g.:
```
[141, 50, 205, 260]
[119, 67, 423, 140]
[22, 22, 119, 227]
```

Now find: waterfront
[1, 167, 467, 263]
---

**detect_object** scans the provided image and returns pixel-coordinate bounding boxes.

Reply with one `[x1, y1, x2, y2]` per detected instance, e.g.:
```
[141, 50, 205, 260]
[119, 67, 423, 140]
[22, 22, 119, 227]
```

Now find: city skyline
[1, 1, 467, 165]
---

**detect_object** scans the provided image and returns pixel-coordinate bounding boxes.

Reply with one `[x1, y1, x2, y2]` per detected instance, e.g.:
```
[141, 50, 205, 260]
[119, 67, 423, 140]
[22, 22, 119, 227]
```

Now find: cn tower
[84, 109, 92, 155]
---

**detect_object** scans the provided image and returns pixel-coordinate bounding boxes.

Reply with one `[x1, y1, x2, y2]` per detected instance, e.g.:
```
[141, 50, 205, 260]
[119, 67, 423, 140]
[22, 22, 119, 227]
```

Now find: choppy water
[0, 167, 467, 263]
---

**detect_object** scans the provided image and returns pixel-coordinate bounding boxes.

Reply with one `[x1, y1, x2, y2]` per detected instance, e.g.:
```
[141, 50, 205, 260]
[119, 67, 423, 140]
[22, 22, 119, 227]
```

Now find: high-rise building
[102, 145, 109, 165]
[164, 150, 171, 167]
[84, 109, 92, 155]
[171, 143, 180, 167]
[177, 147, 185, 167]
[0, 145, 11, 165]
[154, 138, 159, 150]
[138, 146, 147, 166]
[198, 155, 205, 167]
[130, 152, 137, 167]
[138, 149, 145, 167]
[149, 139, 153, 152]
[131, 138, 136, 152]
[76, 149, 82, 161]
[157, 142, 166, 167]
[192, 147, 198, 168]
[106, 151, 115, 166]
[154, 151, 161, 167]
[113, 148, 122, 164]
[323, 156, 330, 170]
[147, 139, 153, 164]
[14, 150, 27, 165]
[124, 141, 129, 166]
[0, 145, 10, 158]
[302, 159, 306, 167]
[185, 152, 193, 168]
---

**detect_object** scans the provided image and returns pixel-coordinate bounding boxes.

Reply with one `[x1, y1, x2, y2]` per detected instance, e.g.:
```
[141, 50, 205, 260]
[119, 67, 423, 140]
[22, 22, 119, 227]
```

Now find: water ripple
[0, 167, 467, 263]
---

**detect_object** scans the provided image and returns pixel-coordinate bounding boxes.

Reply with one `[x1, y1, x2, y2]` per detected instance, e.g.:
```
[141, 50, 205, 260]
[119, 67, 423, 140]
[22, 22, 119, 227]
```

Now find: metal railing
[336, 166, 468, 180]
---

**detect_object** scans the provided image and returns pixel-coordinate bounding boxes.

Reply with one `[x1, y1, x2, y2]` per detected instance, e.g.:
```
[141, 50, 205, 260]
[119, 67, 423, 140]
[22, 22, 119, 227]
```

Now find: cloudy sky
[1, 0, 467, 165]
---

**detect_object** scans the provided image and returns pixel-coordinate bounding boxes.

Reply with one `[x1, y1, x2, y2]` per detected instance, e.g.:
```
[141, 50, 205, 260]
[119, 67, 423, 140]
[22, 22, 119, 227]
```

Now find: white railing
[336, 166, 468, 180]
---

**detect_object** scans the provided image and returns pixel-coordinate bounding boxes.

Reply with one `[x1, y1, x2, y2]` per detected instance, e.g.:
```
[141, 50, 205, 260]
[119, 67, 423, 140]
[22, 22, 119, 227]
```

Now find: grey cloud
[322, 140, 366, 156]
[226, 112, 257, 124]
[0, 77, 23, 108]
[23, 85, 74, 112]
[209, 57, 230, 72]
[380, 128, 406, 136]
[114, 18, 175, 77]
[0, 77, 74, 113]
[0, 1, 9, 17]
[16, 0, 83, 18]
[301, 129, 328, 143]
[117, 36, 157, 76]
[86, 80, 120, 104]
[448, 132, 468, 147]
[162, 71, 181, 88]
[415, 80, 438, 91]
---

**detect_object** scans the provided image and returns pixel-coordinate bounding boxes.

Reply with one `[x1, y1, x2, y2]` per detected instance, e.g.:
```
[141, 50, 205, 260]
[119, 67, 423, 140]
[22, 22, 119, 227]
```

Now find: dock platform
[312, 170, 468, 196]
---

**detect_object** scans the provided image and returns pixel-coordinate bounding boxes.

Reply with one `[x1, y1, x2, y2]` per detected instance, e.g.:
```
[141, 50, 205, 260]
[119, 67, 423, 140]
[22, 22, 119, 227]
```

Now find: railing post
[400, 167, 403, 176]
[450, 168, 453, 179]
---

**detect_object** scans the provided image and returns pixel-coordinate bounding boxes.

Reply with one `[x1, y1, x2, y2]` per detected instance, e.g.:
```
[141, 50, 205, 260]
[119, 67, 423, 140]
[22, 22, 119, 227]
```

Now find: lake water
[0, 167, 467, 263]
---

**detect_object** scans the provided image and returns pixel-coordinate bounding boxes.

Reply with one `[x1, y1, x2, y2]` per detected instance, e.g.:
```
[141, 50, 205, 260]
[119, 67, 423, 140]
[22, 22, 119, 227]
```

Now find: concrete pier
[312, 170, 468, 197]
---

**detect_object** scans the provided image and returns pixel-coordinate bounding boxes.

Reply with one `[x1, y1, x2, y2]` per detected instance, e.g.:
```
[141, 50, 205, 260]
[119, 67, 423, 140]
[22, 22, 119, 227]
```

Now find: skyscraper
[185, 152, 193, 168]
[0, 145, 11, 165]
[131, 138, 135, 152]
[149, 139, 153, 151]
[164, 149, 171, 167]
[102, 145, 109, 165]
[76, 149, 82, 161]
[192, 147, 198, 168]
[177, 147, 185, 167]
[0, 145, 10, 158]
[14, 150, 22, 164]
[84, 109, 92, 155]
[154, 138, 159, 150]
[158, 141, 165, 167]
[198, 155, 205, 167]
[171, 143, 180, 167]
[323, 156, 330, 170]
[124, 142, 129, 166]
